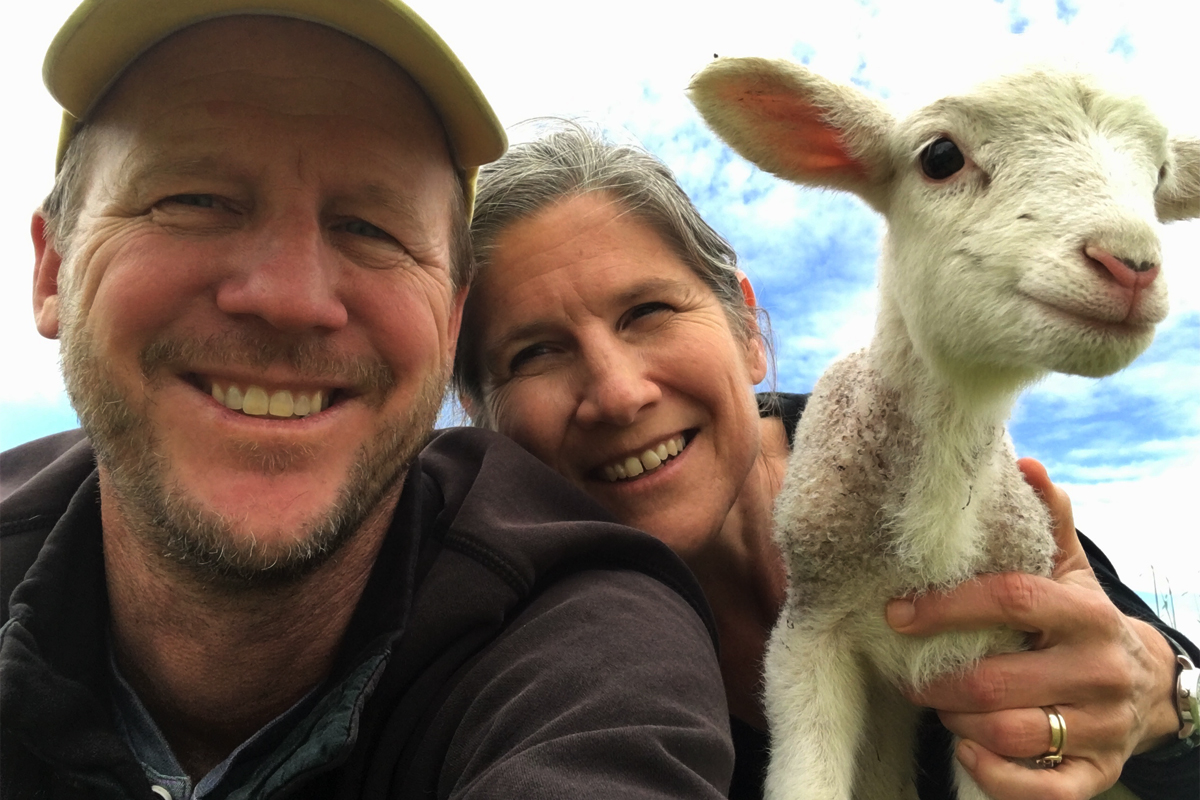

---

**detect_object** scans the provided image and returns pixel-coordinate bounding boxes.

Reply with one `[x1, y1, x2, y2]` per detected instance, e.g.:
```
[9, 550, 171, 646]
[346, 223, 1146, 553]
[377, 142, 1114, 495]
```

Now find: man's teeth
[601, 436, 686, 482]
[211, 382, 328, 419]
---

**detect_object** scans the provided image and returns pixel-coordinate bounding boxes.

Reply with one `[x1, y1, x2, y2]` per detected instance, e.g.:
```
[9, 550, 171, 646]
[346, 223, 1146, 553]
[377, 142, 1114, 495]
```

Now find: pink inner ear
[719, 88, 869, 180]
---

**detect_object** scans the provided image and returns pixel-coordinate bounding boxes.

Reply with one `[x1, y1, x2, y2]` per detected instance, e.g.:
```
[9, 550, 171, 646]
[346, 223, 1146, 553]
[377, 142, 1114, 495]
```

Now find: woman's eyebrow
[607, 276, 690, 308]
[485, 319, 556, 357]
[484, 276, 692, 352]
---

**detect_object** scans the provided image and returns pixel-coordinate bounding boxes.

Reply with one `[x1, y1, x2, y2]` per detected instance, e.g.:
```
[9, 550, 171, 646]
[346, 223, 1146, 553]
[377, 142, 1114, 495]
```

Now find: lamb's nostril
[1120, 258, 1158, 274]
[1084, 245, 1160, 289]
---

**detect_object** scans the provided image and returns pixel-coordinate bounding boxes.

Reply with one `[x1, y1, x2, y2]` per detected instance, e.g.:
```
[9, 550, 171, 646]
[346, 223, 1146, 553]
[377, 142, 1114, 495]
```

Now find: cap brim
[45, 0, 507, 172]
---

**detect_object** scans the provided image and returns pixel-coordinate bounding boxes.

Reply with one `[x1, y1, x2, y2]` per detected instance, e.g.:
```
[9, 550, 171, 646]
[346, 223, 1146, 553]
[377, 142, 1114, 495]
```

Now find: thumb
[1017, 457, 1088, 576]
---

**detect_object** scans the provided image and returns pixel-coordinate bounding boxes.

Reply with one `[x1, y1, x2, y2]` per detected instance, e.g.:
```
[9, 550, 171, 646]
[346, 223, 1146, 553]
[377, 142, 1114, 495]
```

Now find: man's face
[34, 17, 465, 582]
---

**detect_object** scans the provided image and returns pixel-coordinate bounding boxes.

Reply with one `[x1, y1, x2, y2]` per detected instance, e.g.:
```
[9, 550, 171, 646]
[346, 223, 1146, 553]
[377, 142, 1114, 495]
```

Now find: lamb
[687, 58, 1200, 800]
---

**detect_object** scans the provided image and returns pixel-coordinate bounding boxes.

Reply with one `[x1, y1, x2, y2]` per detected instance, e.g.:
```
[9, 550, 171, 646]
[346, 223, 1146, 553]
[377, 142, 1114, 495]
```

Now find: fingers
[904, 616, 1134, 713]
[886, 570, 1102, 640]
[938, 706, 1067, 759]
[956, 739, 1119, 800]
[938, 704, 1131, 763]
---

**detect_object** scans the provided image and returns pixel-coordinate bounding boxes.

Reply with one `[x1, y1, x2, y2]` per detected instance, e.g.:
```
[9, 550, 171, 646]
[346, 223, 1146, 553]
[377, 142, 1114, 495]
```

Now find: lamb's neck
[868, 299, 1027, 585]
[870, 297, 1023, 439]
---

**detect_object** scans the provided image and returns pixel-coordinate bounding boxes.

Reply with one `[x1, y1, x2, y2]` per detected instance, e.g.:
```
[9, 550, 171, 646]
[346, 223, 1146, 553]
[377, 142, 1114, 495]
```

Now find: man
[0, 1, 733, 797]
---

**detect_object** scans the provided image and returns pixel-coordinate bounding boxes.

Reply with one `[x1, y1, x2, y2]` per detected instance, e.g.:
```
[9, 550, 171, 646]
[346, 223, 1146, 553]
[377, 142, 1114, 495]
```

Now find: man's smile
[205, 378, 334, 419]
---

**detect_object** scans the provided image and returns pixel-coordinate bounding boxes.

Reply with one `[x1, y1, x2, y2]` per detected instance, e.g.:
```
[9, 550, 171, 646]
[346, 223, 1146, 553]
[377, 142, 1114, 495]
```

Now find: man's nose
[575, 344, 661, 427]
[215, 215, 348, 332]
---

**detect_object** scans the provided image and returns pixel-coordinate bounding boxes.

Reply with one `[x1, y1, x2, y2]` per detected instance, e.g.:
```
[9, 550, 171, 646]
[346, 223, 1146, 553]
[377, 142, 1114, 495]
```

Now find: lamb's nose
[1084, 245, 1160, 289]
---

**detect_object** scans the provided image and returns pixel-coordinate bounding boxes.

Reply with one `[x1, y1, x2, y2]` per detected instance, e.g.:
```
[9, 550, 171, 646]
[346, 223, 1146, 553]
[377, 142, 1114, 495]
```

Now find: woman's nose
[575, 345, 661, 427]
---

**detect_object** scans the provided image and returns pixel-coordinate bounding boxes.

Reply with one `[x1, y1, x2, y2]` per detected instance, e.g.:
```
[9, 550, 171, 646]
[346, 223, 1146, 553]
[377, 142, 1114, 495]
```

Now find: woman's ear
[736, 271, 769, 384]
[736, 269, 757, 308]
[747, 332, 768, 386]
[458, 392, 478, 420]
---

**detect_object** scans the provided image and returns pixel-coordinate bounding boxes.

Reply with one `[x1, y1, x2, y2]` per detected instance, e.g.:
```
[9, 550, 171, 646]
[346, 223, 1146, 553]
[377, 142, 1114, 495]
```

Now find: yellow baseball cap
[43, 0, 507, 209]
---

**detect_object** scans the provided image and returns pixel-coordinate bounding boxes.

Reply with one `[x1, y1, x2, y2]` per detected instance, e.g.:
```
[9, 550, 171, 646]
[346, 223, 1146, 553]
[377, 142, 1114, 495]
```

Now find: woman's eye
[622, 302, 671, 328]
[509, 343, 555, 374]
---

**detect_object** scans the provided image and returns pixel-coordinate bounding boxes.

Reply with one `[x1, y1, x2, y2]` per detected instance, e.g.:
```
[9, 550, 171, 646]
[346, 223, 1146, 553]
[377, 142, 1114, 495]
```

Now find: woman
[452, 123, 1197, 800]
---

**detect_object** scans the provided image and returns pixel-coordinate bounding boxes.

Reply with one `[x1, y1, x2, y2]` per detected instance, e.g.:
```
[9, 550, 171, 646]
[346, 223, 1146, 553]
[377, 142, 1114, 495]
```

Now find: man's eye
[338, 219, 392, 240]
[162, 194, 217, 209]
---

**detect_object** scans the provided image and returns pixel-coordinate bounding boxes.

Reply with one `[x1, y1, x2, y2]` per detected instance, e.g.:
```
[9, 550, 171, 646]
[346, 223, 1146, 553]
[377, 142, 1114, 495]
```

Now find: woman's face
[468, 192, 767, 556]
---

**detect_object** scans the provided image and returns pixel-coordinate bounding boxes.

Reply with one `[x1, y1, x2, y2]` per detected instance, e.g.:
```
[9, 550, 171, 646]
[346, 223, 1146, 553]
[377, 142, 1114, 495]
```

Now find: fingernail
[956, 741, 978, 771]
[886, 598, 915, 629]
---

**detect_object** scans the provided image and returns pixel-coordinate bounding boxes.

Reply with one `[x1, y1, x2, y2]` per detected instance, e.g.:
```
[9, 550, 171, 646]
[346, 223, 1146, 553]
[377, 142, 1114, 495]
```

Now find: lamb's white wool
[688, 58, 1200, 800]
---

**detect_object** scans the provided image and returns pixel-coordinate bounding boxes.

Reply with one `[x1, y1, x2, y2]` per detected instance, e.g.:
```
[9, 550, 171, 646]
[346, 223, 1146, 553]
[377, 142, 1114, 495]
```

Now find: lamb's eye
[919, 138, 965, 180]
[1158, 164, 1168, 186]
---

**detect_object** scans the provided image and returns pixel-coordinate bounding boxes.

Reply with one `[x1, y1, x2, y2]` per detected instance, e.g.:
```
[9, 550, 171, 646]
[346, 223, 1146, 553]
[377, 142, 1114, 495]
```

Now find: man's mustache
[139, 331, 396, 397]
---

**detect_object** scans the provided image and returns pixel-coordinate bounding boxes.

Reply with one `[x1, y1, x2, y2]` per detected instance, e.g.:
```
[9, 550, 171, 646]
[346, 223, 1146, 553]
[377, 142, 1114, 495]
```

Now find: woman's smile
[595, 432, 689, 482]
[466, 192, 768, 554]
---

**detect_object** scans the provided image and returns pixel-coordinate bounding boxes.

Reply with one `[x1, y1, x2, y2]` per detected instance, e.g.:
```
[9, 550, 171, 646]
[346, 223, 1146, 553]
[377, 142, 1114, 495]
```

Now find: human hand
[885, 458, 1181, 800]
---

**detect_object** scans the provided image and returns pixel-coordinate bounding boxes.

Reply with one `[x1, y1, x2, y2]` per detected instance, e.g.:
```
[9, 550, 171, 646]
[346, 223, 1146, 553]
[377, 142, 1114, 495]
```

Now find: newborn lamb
[688, 58, 1200, 800]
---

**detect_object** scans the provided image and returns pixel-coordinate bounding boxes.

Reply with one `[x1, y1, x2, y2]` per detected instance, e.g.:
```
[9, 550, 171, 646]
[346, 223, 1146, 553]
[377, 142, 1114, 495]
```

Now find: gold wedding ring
[1035, 705, 1067, 768]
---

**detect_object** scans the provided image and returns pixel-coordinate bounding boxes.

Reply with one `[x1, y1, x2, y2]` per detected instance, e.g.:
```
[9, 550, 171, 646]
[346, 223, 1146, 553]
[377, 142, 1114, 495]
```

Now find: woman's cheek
[490, 383, 544, 442]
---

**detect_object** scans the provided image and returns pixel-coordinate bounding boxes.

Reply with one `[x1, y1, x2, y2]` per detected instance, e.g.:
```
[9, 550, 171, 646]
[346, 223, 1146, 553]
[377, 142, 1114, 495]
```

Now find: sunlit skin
[474, 193, 770, 556]
[30, 17, 464, 775]
[469, 192, 790, 724]
[468, 194, 1181, 800]
[35, 26, 462, 550]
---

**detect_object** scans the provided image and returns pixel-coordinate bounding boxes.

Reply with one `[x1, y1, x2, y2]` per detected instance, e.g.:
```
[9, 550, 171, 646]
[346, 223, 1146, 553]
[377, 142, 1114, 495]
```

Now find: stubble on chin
[224, 439, 319, 476]
[60, 319, 447, 588]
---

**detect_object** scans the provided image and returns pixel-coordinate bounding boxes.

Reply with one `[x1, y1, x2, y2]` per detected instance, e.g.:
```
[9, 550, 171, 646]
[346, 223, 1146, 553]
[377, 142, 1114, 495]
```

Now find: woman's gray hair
[454, 120, 768, 425]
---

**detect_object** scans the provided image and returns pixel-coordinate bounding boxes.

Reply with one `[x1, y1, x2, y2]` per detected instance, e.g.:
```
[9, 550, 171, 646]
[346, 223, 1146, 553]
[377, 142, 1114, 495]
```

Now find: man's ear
[445, 284, 469, 359]
[32, 212, 64, 340]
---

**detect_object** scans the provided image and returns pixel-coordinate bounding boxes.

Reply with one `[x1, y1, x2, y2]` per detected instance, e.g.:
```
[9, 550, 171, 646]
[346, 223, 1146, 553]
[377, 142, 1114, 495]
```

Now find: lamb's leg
[763, 609, 866, 800]
[850, 672, 922, 800]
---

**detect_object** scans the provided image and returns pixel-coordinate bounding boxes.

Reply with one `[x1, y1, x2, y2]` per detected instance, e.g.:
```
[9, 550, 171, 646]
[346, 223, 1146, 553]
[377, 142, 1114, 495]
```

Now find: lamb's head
[688, 58, 1200, 389]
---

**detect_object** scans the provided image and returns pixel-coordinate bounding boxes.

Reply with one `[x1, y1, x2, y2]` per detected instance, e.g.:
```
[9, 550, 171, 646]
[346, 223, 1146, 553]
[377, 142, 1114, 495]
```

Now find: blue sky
[3, 0, 1196, 639]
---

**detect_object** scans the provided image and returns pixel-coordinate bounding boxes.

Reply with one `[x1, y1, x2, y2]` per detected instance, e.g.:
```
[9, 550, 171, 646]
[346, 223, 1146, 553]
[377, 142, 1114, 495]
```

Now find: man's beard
[60, 317, 446, 587]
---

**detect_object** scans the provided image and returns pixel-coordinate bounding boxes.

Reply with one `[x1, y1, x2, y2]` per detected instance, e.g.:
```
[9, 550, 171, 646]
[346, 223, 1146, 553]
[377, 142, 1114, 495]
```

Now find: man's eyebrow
[117, 151, 227, 186]
[349, 182, 429, 220]
[115, 157, 437, 223]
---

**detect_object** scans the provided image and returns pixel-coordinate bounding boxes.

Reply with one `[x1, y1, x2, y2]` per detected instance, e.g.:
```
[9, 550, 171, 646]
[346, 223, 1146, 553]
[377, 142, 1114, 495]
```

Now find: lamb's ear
[1157, 136, 1200, 221]
[688, 57, 895, 212]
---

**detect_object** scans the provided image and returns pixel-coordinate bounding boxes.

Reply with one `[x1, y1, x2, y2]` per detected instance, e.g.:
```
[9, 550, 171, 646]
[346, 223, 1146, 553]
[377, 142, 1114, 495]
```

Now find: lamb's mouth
[195, 376, 341, 419]
[599, 433, 690, 482]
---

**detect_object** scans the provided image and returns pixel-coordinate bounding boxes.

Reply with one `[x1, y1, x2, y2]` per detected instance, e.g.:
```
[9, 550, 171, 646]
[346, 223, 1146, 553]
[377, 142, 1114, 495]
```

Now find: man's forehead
[43, 0, 508, 215]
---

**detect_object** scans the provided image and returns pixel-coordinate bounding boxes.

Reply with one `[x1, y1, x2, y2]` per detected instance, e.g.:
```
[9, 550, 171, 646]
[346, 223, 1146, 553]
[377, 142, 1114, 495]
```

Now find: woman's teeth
[601, 435, 686, 482]
[211, 382, 329, 419]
